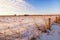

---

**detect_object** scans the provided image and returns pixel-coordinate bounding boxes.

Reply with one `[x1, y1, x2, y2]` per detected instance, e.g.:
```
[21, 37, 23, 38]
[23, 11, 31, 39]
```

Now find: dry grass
[0, 15, 60, 40]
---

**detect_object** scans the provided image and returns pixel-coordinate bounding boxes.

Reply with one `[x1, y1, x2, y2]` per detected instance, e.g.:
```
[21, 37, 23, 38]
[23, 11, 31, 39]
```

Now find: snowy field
[37, 23, 60, 40]
[0, 15, 60, 40]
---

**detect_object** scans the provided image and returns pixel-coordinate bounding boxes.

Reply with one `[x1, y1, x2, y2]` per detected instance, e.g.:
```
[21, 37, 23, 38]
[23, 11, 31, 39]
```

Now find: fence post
[48, 18, 51, 30]
[58, 16, 60, 22]
[4, 32, 6, 40]
[55, 16, 58, 23]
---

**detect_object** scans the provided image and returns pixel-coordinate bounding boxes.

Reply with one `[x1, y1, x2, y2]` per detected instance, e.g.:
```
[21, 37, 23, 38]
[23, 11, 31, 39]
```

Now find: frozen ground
[37, 23, 60, 40]
[0, 16, 60, 40]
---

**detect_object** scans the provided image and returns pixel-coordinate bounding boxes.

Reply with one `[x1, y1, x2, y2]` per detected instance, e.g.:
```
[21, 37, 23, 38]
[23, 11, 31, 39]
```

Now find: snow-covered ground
[37, 23, 60, 40]
[0, 16, 60, 40]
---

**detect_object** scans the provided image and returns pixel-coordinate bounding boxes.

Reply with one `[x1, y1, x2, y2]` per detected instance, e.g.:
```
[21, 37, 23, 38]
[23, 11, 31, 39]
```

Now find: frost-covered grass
[37, 23, 60, 40]
[0, 16, 60, 40]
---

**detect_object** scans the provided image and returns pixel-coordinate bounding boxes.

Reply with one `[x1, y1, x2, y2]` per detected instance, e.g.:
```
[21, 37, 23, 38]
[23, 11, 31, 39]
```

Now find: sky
[0, 0, 60, 15]
[25, 0, 60, 14]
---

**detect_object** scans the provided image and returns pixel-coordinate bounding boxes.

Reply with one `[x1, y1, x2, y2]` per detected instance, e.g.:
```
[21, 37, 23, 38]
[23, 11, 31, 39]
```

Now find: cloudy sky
[0, 0, 60, 15]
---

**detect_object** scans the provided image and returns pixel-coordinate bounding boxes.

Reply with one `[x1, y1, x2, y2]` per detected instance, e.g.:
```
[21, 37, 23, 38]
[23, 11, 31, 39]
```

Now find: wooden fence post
[55, 16, 58, 23]
[48, 18, 51, 30]
[4, 32, 6, 40]
[58, 16, 60, 22]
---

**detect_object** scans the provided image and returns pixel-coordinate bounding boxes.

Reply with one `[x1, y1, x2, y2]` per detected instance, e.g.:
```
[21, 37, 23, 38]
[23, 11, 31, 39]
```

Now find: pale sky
[0, 0, 60, 15]
[0, 0, 34, 15]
